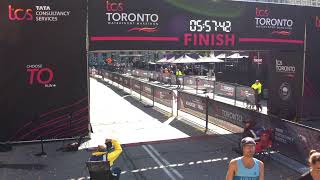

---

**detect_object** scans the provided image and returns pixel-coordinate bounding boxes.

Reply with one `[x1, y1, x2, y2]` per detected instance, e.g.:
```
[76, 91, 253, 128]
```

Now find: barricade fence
[93, 68, 174, 115]
[120, 68, 255, 105]
[177, 91, 320, 163]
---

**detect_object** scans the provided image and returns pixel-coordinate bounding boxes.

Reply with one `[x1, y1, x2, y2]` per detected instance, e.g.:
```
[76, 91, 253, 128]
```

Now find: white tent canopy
[172, 55, 198, 64]
[215, 53, 227, 59]
[197, 55, 224, 63]
[227, 53, 249, 59]
[156, 57, 168, 63]
[166, 57, 175, 63]
[157, 52, 252, 64]
[156, 57, 176, 64]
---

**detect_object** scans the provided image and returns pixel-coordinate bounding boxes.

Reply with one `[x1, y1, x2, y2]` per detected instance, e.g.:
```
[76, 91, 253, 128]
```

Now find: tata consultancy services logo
[255, 7, 293, 30]
[106, 0, 124, 12]
[9, 5, 71, 22]
[8, 5, 33, 21]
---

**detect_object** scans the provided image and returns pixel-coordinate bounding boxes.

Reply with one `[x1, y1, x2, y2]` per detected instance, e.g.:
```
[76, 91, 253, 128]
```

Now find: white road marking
[142, 145, 177, 180]
[148, 144, 184, 179]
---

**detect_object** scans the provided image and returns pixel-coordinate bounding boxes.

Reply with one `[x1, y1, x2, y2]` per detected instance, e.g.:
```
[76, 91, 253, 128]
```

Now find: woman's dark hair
[310, 150, 317, 156]
[106, 141, 113, 150]
[309, 150, 320, 165]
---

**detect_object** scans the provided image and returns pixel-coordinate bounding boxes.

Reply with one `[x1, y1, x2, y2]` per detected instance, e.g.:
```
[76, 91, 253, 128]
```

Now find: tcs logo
[106, 0, 124, 12]
[27, 67, 54, 85]
[8, 5, 33, 21]
[256, 7, 269, 17]
[316, 16, 320, 28]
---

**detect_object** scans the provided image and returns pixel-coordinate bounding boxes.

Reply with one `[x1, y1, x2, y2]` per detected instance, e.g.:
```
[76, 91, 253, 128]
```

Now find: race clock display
[189, 20, 232, 32]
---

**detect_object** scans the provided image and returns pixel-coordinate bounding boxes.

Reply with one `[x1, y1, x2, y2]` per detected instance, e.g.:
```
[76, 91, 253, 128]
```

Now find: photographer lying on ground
[90, 139, 123, 179]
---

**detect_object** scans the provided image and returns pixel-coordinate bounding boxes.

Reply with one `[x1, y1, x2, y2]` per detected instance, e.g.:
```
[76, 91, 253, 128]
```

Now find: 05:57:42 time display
[190, 20, 232, 33]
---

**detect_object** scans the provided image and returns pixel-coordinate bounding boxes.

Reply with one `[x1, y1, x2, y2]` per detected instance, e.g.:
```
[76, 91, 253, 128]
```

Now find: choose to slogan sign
[89, 0, 305, 51]
[0, 0, 88, 142]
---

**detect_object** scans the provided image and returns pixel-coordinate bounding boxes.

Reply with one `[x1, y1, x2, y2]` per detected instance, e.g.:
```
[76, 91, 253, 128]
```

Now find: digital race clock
[189, 20, 232, 32]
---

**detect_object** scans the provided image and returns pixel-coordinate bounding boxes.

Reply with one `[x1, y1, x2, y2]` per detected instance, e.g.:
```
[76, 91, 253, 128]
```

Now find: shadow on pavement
[95, 78, 171, 123]
[95, 78, 207, 137]
[0, 163, 47, 170]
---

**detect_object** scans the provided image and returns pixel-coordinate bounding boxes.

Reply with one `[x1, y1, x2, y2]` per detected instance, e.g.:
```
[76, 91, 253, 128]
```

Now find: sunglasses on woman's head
[312, 156, 320, 165]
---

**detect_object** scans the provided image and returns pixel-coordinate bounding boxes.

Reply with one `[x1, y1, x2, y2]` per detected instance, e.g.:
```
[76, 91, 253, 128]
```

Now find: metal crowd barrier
[177, 90, 320, 163]
[96, 68, 174, 116]
[109, 68, 256, 107]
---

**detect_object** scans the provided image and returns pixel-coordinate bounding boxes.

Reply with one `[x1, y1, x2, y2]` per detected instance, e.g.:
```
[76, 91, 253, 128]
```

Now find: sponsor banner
[253, 58, 263, 64]
[109, 72, 113, 80]
[7, 3, 72, 23]
[214, 82, 254, 102]
[236, 86, 255, 103]
[301, 9, 320, 119]
[246, 113, 303, 162]
[170, 75, 177, 85]
[142, 70, 149, 79]
[178, 92, 206, 120]
[125, 68, 132, 75]
[281, 121, 320, 161]
[206, 95, 320, 162]
[113, 73, 119, 83]
[208, 100, 250, 129]
[215, 82, 235, 98]
[148, 71, 154, 79]
[155, 72, 162, 82]
[254, 114, 320, 162]
[122, 76, 131, 88]
[89, 0, 304, 51]
[176, 90, 316, 162]
[134, 69, 140, 77]
[150, 71, 160, 81]
[136, 69, 143, 77]
[109, 72, 114, 80]
[197, 79, 215, 92]
[141, 82, 153, 100]
[268, 50, 303, 120]
[131, 79, 141, 93]
[136, 69, 142, 77]
[118, 74, 124, 85]
[105, 71, 110, 79]
[154, 86, 172, 107]
[183, 76, 197, 89]
[136, 70, 141, 77]
[99, 69, 104, 78]
[93, 68, 98, 76]
[130, 69, 135, 76]
[132, 69, 138, 77]
[0, 0, 88, 142]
